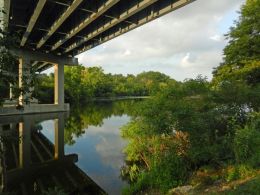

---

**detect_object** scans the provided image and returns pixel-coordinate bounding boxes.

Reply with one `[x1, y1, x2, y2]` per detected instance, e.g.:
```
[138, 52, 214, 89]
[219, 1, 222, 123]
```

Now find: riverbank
[90, 96, 150, 102]
[168, 170, 260, 195]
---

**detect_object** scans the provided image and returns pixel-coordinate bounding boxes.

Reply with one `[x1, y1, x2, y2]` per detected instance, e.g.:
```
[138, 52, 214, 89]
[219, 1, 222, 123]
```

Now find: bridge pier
[0, 49, 78, 115]
[18, 55, 65, 106]
[13, 49, 77, 107]
[54, 63, 64, 105]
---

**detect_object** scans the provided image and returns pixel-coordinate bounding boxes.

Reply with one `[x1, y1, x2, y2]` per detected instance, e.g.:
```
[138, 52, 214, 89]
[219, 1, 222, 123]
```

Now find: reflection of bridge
[0, 113, 106, 194]
[0, 0, 195, 115]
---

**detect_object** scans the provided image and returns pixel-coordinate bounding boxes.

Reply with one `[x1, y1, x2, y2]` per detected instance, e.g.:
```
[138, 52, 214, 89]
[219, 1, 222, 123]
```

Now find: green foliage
[222, 175, 260, 195]
[34, 73, 54, 103]
[121, 75, 260, 193]
[35, 66, 176, 104]
[225, 164, 255, 182]
[0, 28, 19, 105]
[213, 0, 260, 92]
[223, 0, 260, 65]
[0, 16, 36, 106]
[122, 133, 190, 194]
[234, 113, 260, 167]
[213, 60, 260, 86]
[120, 2, 259, 192]
[64, 100, 141, 145]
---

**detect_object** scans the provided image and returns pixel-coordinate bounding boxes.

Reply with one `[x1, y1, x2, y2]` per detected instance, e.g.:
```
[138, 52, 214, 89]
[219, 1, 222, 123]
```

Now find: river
[0, 99, 142, 195]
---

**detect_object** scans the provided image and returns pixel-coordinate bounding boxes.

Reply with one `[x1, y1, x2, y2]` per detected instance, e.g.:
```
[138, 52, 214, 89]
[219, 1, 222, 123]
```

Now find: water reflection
[0, 113, 106, 195]
[0, 100, 142, 195]
[64, 115, 130, 195]
[64, 100, 139, 146]
[61, 100, 141, 195]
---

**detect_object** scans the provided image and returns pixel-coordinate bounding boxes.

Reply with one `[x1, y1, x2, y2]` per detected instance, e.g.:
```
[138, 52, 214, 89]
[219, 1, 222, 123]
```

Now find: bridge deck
[7, 0, 194, 60]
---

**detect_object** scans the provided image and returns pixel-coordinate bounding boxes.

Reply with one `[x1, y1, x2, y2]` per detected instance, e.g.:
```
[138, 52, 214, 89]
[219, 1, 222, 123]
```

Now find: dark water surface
[0, 100, 141, 195]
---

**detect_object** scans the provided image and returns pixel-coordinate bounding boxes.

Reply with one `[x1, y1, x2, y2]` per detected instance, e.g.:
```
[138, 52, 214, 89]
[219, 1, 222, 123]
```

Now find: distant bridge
[0, 0, 195, 113]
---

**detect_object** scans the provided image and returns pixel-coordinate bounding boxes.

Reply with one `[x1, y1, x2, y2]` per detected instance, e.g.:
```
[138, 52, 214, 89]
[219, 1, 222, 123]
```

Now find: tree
[223, 0, 260, 65]
[213, 0, 260, 87]
[0, 9, 19, 105]
[0, 9, 37, 106]
[34, 73, 54, 103]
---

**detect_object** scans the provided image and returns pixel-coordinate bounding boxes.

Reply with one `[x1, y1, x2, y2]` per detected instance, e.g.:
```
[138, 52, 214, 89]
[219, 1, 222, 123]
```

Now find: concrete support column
[54, 113, 65, 159]
[19, 117, 31, 168]
[19, 58, 31, 105]
[54, 63, 64, 105]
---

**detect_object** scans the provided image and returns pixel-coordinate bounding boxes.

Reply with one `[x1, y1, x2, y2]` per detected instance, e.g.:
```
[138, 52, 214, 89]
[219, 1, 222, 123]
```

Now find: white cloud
[77, 0, 245, 81]
[95, 135, 127, 170]
[181, 53, 193, 68]
[123, 49, 131, 56]
[210, 34, 222, 42]
[214, 15, 223, 22]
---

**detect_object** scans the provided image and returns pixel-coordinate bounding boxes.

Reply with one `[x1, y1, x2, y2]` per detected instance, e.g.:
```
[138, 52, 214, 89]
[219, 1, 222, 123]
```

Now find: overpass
[0, 0, 195, 113]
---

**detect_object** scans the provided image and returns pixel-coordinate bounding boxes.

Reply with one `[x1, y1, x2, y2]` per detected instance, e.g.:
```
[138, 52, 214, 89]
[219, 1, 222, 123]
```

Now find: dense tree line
[34, 67, 177, 104]
[121, 0, 260, 194]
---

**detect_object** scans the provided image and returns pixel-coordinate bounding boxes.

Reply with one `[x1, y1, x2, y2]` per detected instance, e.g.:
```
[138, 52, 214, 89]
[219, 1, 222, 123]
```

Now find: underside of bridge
[0, 0, 195, 113]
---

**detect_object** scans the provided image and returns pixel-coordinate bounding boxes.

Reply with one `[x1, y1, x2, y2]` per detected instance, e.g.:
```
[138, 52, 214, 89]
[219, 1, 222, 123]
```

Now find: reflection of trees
[64, 100, 142, 145]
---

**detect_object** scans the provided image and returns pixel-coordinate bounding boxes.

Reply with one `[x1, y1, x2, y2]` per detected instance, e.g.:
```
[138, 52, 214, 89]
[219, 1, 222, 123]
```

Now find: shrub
[234, 113, 260, 167]
[225, 164, 255, 182]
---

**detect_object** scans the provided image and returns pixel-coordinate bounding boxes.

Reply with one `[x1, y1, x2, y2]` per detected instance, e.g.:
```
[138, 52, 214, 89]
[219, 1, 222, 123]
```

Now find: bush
[234, 113, 260, 167]
[225, 164, 255, 182]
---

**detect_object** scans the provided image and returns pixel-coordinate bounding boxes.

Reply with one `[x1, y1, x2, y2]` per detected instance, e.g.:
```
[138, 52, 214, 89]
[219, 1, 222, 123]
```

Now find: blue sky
[76, 0, 245, 81]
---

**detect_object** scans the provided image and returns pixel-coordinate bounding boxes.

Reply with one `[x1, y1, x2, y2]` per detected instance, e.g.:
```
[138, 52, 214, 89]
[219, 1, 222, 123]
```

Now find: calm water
[63, 100, 140, 194]
[0, 100, 141, 195]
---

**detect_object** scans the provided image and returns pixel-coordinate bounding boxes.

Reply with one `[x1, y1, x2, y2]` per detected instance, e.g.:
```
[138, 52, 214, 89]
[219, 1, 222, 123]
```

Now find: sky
[77, 0, 245, 81]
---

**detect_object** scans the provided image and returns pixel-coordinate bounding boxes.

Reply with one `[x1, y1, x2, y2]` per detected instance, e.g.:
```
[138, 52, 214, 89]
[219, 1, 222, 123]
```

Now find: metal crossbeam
[20, 0, 47, 46]
[64, 0, 160, 53]
[32, 61, 39, 67]
[77, 0, 194, 55]
[8, 0, 196, 57]
[37, 62, 49, 70]
[51, 0, 119, 51]
[36, 0, 83, 49]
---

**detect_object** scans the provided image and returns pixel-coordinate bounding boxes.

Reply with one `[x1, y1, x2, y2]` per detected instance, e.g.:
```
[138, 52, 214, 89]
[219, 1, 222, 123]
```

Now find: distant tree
[136, 71, 174, 94]
[34, 73, 54, 103]
[35, 66, 177, 104]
